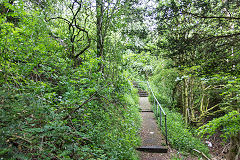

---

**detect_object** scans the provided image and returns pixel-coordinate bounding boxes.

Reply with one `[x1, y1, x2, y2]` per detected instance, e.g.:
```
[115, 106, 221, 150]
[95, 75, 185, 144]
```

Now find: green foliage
[198, 111, 240, 140]
[149, 59, 178, 107]
[157, 0, 240, 76]
[123, 51, 154, 81]
[156, 2, 240, 158]
[0, 1, 141, 159]
[0, 78, 141, 159]
[220, 76, 240, 110]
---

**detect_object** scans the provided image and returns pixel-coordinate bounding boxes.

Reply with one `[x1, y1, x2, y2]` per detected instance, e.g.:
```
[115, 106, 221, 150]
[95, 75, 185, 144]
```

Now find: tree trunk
[96, 0, 104, 58]
[227, 132, 240, 160]
[189, 77, 195, 121]
[184, 78, 189, 124]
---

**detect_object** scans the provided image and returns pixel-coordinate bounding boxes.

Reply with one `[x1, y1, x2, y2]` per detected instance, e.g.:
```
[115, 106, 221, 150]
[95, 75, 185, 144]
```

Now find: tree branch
[47, 17, 71, 24]
[47, 15, 91, 59]
[203, 32, 240, 41]
[193, 149, 211, 160]
[63, 83, 111, 120]
[182, 11, 240, 20]
[103, 0, 120, 39]
[74, 25, 91, 58]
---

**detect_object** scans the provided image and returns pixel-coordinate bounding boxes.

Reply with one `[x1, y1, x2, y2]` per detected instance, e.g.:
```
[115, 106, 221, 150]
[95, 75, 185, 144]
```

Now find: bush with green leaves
[198, 111, 240, 140]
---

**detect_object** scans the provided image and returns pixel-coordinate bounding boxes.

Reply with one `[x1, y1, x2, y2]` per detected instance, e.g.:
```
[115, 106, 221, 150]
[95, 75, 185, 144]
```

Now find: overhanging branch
[182, 11, 240, 20]
[203, 32, 240, 41]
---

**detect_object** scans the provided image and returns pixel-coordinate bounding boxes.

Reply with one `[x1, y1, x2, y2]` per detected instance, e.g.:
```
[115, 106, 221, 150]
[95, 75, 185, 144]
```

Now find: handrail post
[154, 98, 156, 114]
[165, 115, 168, 145]
[160, 109, 162, 127]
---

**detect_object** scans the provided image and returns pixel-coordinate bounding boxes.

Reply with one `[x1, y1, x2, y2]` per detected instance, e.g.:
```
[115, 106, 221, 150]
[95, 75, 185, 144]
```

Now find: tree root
[193, 149, 211, 160]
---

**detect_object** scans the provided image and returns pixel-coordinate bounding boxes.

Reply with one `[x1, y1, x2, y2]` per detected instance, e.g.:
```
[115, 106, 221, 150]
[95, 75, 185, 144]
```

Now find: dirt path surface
[138, 97, 175, 160]
[139, 97, 165, 147]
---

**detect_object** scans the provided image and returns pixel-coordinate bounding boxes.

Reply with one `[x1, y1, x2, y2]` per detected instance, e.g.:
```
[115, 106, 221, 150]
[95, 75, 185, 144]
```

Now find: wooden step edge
[136, 146, 168, 153]
[141, 110, 153, 112]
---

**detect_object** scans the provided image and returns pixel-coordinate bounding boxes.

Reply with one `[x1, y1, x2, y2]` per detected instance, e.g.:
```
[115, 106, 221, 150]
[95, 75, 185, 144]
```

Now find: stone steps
[138, 91, 148, 97]
[138, 97, 168, 156]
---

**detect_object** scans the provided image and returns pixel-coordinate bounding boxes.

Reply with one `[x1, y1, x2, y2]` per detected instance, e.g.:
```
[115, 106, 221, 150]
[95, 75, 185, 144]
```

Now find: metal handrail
[146, 81, 166, 115]
[136, 81, 168, 145]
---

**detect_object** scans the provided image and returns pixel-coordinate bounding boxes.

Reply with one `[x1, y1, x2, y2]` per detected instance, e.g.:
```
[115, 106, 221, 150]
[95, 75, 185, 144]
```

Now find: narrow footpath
[138, 97, 172, 160]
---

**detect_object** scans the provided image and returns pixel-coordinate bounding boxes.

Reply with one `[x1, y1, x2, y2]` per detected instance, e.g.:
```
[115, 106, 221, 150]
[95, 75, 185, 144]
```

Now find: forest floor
[208, 133, 228, 160]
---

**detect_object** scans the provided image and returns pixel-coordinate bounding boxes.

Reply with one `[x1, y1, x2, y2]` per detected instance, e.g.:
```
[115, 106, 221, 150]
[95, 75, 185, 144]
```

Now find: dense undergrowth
[0, 78, 141, 160]
[0, 2, 141, 159]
